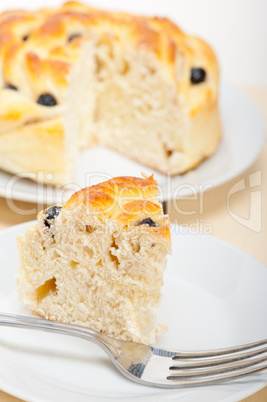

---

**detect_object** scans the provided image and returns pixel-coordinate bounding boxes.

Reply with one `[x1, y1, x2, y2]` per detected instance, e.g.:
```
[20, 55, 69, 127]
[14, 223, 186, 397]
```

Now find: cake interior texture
[16, 175, 171, 344]
[0, 1, 221, 184]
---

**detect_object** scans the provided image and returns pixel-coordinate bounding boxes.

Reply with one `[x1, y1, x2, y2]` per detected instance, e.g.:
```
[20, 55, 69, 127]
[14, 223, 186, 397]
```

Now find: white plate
[0, 222, 266, 402]
[1, 84, 265, 204]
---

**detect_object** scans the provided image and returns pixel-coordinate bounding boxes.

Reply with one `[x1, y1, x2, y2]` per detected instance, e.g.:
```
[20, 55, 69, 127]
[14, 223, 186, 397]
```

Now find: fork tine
[170, 345, 267, 369]
[167, 363, 267, 386]
[169, 355, 267, 378]
[172, 339, 267, 360]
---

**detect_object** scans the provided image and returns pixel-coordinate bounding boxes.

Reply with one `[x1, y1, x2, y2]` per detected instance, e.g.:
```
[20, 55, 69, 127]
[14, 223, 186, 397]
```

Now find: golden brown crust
[65, 174, 159, 212]
[64, 175, 171, 247]
[0, 1, 218, 116]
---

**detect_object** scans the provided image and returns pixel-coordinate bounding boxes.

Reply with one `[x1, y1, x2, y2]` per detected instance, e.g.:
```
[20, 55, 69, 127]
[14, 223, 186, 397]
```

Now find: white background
[3, 0, 267, 87]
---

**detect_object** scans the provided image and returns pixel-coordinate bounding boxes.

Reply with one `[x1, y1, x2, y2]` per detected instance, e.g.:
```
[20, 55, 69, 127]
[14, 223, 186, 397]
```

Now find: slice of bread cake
[16, 175, 171, 344]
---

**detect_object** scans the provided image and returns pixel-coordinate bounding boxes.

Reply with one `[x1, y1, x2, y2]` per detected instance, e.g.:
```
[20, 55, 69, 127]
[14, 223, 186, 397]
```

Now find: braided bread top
[61, 174, 171, 249]
[0, 1, 218, 133]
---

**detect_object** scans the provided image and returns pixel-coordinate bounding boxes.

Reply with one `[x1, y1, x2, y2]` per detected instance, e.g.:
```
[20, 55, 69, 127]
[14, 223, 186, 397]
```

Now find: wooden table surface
[0, 86, 266, 402]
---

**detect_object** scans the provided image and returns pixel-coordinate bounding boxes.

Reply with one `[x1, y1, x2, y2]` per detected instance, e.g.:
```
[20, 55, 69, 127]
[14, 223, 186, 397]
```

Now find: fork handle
[0, 313, 120, 358]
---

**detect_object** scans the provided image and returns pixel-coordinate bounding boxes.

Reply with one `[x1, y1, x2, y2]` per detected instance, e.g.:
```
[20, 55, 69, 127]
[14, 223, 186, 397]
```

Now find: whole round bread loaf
[0, 1, 221, 184]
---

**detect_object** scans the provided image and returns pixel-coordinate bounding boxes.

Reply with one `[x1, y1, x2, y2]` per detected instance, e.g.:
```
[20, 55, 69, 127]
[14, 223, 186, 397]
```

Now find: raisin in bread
[16, 175, 171, 344]
[0, 1, 220, 184]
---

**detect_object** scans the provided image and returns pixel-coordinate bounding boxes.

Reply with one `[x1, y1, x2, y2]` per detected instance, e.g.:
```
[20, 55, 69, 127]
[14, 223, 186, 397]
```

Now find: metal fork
[0, 313, 266, 388]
